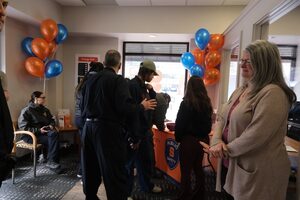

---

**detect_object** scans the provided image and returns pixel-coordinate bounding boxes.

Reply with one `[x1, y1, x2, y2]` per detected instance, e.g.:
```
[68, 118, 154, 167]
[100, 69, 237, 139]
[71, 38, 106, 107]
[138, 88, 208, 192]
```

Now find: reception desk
[153, 127, 181, 183]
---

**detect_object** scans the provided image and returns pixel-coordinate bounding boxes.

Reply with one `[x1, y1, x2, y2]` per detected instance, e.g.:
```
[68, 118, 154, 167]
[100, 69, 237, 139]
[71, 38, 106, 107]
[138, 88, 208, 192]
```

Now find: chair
[11, 122, 42, 184]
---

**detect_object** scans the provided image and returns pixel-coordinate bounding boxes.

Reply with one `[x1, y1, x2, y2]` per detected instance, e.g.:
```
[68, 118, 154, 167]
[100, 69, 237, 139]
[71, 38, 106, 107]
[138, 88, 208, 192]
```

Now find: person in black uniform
[80, 50, 157, 200]
[18, 91, 61, 170]
[175, 76, 213, 200]
[74, 61, 104, 179]
[0, 0, 15, 186]
[126, 60, 162, 197]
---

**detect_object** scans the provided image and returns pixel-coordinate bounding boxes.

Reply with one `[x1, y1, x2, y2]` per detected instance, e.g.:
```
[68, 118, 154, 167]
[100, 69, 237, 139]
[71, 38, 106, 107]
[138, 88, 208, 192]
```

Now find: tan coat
[211, 84, 290, 200]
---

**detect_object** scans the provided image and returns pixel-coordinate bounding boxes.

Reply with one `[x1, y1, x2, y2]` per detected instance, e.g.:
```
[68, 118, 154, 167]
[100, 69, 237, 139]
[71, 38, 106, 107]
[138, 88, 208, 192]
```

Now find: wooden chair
[11, 122, 42, 184]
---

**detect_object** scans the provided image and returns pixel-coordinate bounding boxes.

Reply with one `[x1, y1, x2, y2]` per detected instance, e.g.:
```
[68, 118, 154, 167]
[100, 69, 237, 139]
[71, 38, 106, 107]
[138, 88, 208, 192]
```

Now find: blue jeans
[126, 131, 155, 194]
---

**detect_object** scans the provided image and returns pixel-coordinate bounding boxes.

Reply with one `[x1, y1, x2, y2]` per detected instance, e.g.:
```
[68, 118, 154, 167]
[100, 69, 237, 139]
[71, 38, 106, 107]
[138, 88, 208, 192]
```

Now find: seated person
[18, 91, 60, 170]
[153, 92, 171, 131]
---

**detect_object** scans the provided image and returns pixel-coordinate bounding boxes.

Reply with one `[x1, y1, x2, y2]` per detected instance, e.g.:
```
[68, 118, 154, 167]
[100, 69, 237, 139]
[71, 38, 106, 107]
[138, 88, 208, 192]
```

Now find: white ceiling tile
[55, 0, 86, 6]
[223, 0, 250, 5]
[187, 0, 224, 6]
[151, 0, 186, 6]
[84, 0, 118, 5]
[115, 0, 151, 6]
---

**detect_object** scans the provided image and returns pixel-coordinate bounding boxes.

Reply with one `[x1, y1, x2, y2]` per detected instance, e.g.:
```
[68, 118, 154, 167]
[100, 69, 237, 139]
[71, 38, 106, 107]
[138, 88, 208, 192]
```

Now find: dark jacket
[0, 81, 13, 156]
[175, 101, 212, 142]
[81, 68, 144, 141]
[128, 76, 156, 135]
[18, 102, 56, 135]
[153, 93, 169, 131]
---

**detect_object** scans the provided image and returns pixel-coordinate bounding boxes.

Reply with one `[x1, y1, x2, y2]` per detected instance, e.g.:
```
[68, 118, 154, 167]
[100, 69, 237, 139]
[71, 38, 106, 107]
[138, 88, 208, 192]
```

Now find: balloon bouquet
[21, 19, 68, 81]
[180, 28, 224, 86]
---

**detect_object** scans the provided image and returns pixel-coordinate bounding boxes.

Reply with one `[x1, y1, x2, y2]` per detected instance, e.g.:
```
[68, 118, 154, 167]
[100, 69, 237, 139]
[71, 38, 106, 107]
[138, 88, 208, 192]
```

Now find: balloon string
[43, 76, 46, 94]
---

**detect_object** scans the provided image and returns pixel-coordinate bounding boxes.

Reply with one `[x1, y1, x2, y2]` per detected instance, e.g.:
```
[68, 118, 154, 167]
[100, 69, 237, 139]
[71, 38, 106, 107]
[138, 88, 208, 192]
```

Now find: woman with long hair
[74, 61, 104, 178]
[175, 76, 213, 200]
[201, 40, 297, 200]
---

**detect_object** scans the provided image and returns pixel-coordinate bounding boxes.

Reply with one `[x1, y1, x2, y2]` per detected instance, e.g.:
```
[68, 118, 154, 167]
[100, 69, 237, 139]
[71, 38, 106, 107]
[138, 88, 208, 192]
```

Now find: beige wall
[8, 0, 62, 22]
[5, 18, 45, 120]
[269, 6, 300, 35]
[62, 36, 119, 121]
[62, 6, 243, 35]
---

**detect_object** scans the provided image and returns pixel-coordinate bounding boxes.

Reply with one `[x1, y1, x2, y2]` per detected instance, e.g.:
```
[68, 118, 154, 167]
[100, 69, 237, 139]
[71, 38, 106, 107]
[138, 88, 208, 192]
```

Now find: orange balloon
[204, 68, 220, 86]
[31, 38, 50, 61]
[40, 19, 58, 42]
[25, 57, 45, 78]
[191, 48, 205, 65]
[207, 34, 224, 50]
[205, 50, 221, 69]
[48, 40, 57, 55]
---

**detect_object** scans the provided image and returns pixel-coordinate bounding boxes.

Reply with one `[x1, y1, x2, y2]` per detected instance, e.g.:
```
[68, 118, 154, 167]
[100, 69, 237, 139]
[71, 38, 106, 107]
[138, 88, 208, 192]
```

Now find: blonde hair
[246, 40, 296, 104]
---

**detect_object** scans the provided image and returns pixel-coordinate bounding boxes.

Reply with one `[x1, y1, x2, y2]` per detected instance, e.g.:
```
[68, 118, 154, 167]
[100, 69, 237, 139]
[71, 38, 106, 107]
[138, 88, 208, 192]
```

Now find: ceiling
[54, 0, 250, 6]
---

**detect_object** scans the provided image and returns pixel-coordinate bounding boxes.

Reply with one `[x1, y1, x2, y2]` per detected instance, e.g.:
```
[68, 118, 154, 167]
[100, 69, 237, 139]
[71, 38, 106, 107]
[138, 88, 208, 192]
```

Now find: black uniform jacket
[81, 68, 144, 140]
[18, 102, 56, 135]
[0, 81, 13, 155]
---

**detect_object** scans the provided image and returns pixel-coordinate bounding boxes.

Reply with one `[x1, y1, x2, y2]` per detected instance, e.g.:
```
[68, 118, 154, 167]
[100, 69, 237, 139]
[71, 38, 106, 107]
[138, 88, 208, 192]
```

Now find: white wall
[62, 36, 119, 121]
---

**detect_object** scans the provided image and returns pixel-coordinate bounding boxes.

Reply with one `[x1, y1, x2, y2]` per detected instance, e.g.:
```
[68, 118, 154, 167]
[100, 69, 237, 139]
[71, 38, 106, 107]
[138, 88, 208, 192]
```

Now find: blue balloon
[55, 24, 68, 44]
[45, 60, 63, 78]
[21, 37, 35, 56]
[189, 64, 205, 78]
[181, 52, 195, 70]
[195, 28, 210, 50]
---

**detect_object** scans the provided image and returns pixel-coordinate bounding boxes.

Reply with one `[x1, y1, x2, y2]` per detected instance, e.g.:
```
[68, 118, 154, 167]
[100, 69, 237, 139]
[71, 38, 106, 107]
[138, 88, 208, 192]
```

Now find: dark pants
[178, 135, 207, 200]
[126, 130, 155, 194]
[221, 165, 234, 200]
[22, 130, 59, 163]
[82, 121, 128, 200]
[75, 116, 84, 175]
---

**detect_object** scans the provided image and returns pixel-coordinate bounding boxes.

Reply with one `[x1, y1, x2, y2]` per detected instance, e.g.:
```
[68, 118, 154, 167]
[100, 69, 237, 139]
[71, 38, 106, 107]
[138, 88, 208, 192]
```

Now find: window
[123, 42, 189, 121]
[278, 45, 297, 89]
[227, 46, 239, 99]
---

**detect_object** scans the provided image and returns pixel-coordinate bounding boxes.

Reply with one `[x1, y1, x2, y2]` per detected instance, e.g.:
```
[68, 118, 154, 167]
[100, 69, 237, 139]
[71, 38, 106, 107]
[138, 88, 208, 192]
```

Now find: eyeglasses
[2, 1, 8, 8]
[239, 59, 251, 65]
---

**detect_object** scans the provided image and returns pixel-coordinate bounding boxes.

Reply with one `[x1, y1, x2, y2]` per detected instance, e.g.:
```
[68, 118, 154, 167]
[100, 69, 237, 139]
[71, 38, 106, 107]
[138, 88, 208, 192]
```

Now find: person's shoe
[127, 197, 133, 200]
[152, 185, 162, 193]
[77, 174, 82, 178]
[38, 154, 47, 164]
[50, 167, 63, 174]
[46, 161, 61, 169]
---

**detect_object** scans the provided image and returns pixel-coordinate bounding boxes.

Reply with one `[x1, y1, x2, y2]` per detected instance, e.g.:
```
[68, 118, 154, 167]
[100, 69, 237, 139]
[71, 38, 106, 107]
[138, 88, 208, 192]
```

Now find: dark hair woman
[175, 76, 213, 200]
[74, 62, 104, 178]
[18, 91, 61, 171]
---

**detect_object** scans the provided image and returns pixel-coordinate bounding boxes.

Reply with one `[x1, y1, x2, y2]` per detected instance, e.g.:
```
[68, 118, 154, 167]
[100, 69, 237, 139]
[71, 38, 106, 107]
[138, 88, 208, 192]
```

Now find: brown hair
[184, 76, 213, 114]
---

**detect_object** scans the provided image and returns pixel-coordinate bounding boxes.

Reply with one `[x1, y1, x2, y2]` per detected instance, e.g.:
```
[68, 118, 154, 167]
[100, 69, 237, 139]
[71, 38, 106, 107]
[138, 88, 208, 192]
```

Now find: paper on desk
[285, 145, 298, 152]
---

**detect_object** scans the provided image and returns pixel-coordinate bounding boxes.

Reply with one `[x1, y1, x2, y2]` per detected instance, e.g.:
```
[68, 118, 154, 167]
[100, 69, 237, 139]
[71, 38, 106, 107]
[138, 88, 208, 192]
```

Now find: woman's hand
[200, 141, 229, 159]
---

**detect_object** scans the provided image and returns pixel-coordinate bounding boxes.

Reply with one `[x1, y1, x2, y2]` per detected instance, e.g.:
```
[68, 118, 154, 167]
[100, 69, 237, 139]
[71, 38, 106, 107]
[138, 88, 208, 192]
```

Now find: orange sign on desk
[153, 128, 181, 183]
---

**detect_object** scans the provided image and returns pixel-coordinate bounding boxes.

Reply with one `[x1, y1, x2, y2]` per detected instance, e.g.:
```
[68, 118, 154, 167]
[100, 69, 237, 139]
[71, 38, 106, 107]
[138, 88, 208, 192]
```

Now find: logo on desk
[165, 138, 179, 170]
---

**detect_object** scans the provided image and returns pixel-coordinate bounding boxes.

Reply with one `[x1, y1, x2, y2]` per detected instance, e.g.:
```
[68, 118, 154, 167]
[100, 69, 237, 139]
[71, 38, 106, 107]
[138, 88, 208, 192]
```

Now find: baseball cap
[140, 60, 158, 76]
